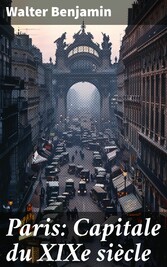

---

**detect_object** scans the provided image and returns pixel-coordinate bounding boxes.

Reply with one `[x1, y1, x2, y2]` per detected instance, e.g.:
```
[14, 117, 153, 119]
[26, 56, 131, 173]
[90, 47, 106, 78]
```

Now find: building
[115, 44, 125, 149]
[30, 49, 55, 139]
[119, 0, 167, 219]
[12, 33, 40, 148]
[11, 34, 55, 207]
[0, 0, 28, 209]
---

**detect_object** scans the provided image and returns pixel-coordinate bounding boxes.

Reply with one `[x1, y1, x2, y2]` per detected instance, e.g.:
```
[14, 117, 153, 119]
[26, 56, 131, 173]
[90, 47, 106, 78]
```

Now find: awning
[104, 146, 118, 151]
[32, 151, 48, 164]
[102, 215, 119, 226]
[112, 174, 132, 192]
[107, 149, 118, 161]
[118, 193, 142, 214]
[42, 148, 52, 156]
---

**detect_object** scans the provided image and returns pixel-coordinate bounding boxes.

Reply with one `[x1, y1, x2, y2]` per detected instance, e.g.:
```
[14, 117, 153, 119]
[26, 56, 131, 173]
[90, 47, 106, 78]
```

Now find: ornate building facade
[118, 0, 167, 219]
[12, 33, 40, 148]
[0, 0, 30, 209]
[52, 23, 117, 130]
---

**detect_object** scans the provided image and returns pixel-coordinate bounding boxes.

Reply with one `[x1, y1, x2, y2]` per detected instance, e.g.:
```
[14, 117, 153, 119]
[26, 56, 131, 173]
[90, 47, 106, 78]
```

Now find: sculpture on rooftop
[101, 32, 112, 50]
[54, 32, 67, 49]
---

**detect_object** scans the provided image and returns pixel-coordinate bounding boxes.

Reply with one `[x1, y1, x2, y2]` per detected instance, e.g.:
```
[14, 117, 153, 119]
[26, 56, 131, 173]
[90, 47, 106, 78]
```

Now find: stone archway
[52, 23, 117, 129]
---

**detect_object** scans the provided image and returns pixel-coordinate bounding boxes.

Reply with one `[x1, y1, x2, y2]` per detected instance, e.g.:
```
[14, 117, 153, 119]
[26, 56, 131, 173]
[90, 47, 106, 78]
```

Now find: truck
[93, 155, 103, 167]
[90, 186, 107, 204]
[65, 178, 75, 198]
[46, 181, 59, 205]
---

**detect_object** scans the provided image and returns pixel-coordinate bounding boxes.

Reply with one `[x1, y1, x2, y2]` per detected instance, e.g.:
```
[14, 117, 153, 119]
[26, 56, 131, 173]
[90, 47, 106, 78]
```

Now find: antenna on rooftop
[81, 19, 86, 33]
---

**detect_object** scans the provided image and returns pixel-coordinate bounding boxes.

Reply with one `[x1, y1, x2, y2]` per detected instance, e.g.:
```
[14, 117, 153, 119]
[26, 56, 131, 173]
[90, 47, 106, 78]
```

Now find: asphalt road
[58, 145, 103, 213]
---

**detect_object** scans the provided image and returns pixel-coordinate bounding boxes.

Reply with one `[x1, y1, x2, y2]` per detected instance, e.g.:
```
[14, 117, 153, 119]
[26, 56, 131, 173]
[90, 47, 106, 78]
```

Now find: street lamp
[8, 199, 13, 212]
[123, 169, 128, 194]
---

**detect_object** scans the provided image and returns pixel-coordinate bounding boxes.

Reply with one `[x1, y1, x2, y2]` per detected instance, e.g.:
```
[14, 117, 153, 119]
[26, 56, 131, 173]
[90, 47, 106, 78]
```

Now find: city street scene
[0, 0, 167, 267]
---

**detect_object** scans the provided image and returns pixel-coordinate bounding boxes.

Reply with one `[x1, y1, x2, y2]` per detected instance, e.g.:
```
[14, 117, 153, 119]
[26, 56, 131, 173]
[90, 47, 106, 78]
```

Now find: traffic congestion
[37, 128, 119, 220]
[21, 126, 144, 266]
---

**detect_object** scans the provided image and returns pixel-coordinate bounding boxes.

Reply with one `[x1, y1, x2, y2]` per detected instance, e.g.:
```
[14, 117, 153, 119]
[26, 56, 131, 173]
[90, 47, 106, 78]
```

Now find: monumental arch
[52, 23, 117, 127]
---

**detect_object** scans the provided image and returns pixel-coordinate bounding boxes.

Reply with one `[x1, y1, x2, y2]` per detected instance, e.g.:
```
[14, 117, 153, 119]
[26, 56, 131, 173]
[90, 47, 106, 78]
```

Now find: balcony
[0, 23, 14, 38]
[47, 108, 54, 115]
[137, 158, 167, 201]
[124, 95, 141, 103]
[139, 132, 167, 156]
[19, 124, 31, 140]
[0, 76, 24, 90]
[12, 57, 36, 68]
[19, 101, 28, 111]
[0, 131, 18, 158]
[2, 103, 18, 118]
[114, 109, 123, 119]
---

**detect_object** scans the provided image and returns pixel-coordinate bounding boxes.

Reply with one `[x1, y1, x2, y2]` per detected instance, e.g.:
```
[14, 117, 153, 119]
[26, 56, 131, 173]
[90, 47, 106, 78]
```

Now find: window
[161, 73, 166, 103]
[68, 46, 99, 58]
[156, 74, 159, 102]
[155, 107, 159, 134]
[151, 76, 154, 102]
[161, 108, 165, 137]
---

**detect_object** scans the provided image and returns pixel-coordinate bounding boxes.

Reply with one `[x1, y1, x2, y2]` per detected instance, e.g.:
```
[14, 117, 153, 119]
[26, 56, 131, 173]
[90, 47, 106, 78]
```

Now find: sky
[13, 24, 127, 63]
[12, 24, 127, 101]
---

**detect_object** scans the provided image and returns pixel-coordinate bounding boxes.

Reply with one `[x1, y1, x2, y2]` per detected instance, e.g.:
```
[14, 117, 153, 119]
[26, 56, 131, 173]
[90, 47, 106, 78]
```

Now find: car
[104, 206, 117, 220]
[68, 164, 76, 174]
[78, 180, 87, 195]
[65, 178, 75, 198]
[80, 169, 90, 183]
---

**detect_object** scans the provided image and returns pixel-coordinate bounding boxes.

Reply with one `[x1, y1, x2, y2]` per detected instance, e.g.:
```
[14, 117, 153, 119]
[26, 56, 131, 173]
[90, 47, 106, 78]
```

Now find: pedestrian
[75, 150, 78, 155]
[71, 209, 75, 221]
[63, 241, 69, 257]
[40, 194, 44, 206]
[73, 206, 79, 219]
[66, 208, 71, 221]
[79, 243, 86, 257]
[71, 236, 77, 246]
[82, 152, 85, 160]
[73, 187, 76, 197]
[64, 225, 69, 240]
[90, 173, 94, 182]
[72, 155, 75, 162]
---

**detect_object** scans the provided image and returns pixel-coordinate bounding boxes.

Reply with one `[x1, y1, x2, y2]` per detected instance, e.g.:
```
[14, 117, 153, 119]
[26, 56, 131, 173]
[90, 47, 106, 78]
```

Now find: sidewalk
[25, 168, 46, 220]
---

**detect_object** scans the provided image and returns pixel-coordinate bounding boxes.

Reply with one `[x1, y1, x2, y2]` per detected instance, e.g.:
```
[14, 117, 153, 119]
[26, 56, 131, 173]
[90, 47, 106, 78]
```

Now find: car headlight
[78, 190, 80, 193]
[84, 190, 87, 193]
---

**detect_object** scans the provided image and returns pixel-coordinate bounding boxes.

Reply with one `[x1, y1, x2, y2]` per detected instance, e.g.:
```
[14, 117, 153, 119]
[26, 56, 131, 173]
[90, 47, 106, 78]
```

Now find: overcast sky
[13, 24, 127, 63]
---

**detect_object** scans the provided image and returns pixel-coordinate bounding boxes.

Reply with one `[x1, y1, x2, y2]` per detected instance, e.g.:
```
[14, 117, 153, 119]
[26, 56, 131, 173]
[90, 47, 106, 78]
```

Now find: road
[31, 145, 143, 267]
[58, 145, 102, 213]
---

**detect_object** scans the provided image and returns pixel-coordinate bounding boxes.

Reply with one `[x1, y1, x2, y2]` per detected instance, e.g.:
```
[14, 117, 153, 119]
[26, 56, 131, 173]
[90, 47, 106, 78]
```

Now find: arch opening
[67, 82, 100, 131]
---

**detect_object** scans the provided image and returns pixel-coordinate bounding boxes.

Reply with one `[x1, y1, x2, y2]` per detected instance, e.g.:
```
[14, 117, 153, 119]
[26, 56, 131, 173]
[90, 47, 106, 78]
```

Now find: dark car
[104, 205, 117, 220]
[80, 169, 90, 183]
[68, 164, 76, 174]
[65, 178, 75, 198]
[75, 165, 84, 177]
[78, 180, 87, 195]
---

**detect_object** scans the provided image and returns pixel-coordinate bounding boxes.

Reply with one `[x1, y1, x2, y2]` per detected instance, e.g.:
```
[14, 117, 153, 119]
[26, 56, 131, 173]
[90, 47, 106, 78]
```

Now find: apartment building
[119, 0, 167, 219]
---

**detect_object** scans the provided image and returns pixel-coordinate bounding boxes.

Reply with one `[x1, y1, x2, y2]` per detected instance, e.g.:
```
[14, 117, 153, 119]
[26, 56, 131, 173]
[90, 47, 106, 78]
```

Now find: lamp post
[123, 169, 128, 194]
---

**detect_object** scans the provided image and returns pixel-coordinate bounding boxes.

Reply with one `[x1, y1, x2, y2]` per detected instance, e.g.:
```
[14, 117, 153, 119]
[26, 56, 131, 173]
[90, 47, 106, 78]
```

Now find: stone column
[56, 86, 67, 127]
[100, 87, 110, 123]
